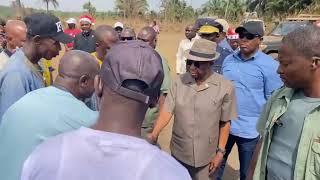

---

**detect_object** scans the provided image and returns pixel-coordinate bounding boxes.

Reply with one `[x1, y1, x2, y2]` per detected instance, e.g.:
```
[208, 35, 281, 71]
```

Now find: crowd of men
[0, 12, 319, 180]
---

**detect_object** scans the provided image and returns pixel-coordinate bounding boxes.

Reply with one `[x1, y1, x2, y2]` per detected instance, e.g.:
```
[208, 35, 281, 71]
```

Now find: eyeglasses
[186, 60, 201, 68]
[239, 33, 260, 40]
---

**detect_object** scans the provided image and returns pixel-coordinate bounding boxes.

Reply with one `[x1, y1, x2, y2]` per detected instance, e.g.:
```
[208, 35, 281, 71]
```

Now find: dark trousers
[216, 134, 259, 180]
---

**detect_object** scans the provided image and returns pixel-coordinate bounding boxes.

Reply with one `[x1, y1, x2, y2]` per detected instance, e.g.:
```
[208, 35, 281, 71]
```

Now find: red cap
[227, 27, 239, 40]
[79, 14, 96, 25]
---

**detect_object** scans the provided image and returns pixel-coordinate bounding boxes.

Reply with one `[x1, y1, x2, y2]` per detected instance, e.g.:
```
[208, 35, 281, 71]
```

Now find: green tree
[248, 0, 314, 17]
[115, 0, 148, 18]
[200, 0, 246, 21]
[83, 1, 96, 16]
[42, 0, 59, 13]
[161, 0, 196, 22]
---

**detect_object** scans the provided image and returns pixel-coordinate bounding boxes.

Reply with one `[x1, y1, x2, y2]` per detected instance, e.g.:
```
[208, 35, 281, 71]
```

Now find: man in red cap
[73, 15, 96, 53]
[227, 27, 239, 52]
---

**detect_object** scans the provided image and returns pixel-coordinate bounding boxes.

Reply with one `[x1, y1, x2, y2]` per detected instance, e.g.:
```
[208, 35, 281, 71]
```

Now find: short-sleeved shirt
[0, 86, 98, 180]
[165, 72, 237, 167]
[0, 49, 44, 119]
[142, 55, 171, 129]
[21, 127, 191, 180]
[222, 51, 282, 138]
[73, 30, 96, 53]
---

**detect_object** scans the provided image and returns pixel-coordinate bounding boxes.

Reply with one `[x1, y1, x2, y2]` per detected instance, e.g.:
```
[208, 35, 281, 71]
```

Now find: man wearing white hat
[114, 21, 124, 38]
[64, 18, 81, 50]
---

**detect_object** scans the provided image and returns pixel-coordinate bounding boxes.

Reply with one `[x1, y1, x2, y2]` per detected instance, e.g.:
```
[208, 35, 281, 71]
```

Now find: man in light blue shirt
[0, 13, 73, 120]
[0, 50, 100, 180]
[216, 22, 283, 180]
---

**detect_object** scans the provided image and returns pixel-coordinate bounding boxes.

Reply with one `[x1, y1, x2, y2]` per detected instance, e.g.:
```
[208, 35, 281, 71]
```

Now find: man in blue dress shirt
[216, 21, 283, 180]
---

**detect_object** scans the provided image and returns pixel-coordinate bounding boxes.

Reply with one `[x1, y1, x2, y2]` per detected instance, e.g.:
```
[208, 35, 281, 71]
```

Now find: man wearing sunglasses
[149, 39, 237, 180]
[216, 22, 283, 180]
[0, 13, 73, 120]
[120, 27, 136, 41]
[91, 25, 119, 66]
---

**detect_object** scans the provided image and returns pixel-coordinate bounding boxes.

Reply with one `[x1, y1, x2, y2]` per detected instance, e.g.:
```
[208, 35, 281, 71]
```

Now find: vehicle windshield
[271, 21, 308, 36]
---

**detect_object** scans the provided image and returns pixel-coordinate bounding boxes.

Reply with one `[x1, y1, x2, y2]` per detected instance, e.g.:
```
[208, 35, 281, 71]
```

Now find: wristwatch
[216, 147, 226, 155]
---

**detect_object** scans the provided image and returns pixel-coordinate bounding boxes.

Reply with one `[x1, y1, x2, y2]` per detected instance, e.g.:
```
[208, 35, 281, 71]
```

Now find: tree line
[11, 0, 320, 22]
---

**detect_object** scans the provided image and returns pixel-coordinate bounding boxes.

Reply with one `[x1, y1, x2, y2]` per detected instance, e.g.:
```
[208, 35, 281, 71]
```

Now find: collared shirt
[0, 86, 98, 180]
[21, 127, 191, 180]
[176, 38, 195, 74]
[222, 50, 282, 139]
[142, 55, 171, 129]
[253, 87, 320, 180]
[0, 49, 45, 120]
[73, 30, 96, 53]
[219, 38, 234, 52]
[164, 73, 237, 167]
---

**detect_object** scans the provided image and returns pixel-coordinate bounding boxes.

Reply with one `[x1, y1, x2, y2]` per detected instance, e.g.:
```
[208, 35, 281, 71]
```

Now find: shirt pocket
[310, 141, 320, 176]
[240, 70, 264, 89]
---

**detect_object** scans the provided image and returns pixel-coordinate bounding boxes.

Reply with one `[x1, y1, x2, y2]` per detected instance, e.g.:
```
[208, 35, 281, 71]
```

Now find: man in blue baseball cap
[0, 13, 73, 120]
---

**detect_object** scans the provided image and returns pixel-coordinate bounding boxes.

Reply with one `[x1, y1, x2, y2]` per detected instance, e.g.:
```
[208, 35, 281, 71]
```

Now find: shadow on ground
[222, 163, 239, 180]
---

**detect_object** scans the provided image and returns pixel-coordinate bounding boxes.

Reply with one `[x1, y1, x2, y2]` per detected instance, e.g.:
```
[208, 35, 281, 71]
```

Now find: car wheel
[268, 53, 278, 60]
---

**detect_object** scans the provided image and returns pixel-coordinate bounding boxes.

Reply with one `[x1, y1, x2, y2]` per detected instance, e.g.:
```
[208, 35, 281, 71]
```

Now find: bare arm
[218, 121, 231, 150]
[149, 108, 173, 143]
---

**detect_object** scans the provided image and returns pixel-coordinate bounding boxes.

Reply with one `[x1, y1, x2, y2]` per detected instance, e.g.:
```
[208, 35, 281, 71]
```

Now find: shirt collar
[183, 73, 219, 85]
[233, 50, 262, 61]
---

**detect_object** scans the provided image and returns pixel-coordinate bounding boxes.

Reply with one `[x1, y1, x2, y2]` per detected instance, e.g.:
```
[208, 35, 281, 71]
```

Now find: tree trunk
[46, 2, 49, 13]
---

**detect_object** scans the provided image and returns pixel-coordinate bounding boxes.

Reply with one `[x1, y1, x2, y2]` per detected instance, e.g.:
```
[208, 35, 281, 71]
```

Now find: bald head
[137, 26, 157, 48]
[5, 20, 27, 51]
[95, 25, 119, 49]
[59, 50, 99, 77]
[56, 50, 100, 100]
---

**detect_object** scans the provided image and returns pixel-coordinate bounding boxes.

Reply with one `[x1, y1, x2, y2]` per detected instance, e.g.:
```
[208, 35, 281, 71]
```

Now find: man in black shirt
[73, 16, 96, 53]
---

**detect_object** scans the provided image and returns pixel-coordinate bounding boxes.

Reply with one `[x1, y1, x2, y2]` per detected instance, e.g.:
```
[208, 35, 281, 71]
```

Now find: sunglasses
[239, 33, 261, 40]
[120, 37, 134, 41]
[186, 60, 203, 68]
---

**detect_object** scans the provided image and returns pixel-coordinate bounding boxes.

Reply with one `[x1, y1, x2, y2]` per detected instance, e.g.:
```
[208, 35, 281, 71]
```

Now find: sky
[0, 0, 208, 12]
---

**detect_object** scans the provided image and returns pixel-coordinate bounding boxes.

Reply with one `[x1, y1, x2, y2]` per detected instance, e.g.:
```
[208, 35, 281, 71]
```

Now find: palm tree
[42, 0, 59, 13]
[116, 0, 148, 18]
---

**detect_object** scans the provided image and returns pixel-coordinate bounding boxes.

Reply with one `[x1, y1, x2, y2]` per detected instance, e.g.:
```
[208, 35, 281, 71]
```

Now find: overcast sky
[0, 0, 207, 12]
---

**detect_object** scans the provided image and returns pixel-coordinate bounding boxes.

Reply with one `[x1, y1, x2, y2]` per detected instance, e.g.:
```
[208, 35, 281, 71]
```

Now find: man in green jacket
[252, 25, 320, 180]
